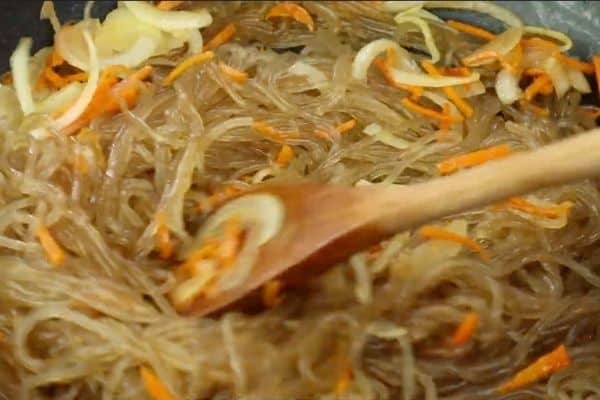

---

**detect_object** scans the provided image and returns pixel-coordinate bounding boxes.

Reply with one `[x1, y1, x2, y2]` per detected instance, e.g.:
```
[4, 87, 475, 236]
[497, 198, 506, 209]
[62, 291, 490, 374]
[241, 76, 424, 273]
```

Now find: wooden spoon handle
[371, 127, 600, 233]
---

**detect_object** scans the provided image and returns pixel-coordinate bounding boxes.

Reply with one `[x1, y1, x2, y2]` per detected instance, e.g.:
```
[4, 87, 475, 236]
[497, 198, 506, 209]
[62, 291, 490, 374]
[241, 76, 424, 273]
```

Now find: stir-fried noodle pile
[0, 1, 600, 399]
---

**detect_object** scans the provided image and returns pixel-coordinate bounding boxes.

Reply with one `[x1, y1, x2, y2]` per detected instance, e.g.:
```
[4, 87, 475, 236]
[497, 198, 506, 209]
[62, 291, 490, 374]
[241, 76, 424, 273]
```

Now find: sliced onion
[54, 22, 100, 71]
[288, 61, 327, 87]
[36, 82, 83, 114]
[40, 1, 61, 33]
[495, 68, 521, 105]
[382, 1, 425, 12]
[186, 194, 285, 293]
[123, 1, 212, 32]
[542, 57, 570, 99]
[10, 38, 36, 115]
[411, 219, 468, 268]
[363, 123, 411, 149]
[352, 38, 419, 81]
[99, 36, 158, 68]
[566, 67, 591, 94]
[84, 1, 95, 20]
[420, 1, 522, 27]
[185, 29, 204, 54]
[394, 15, 440, 63]
[387, 66, 480, 87]
[454, 81, 486, 98]
[463, 26, 523, 67]
[54, 29, 99, 130]
[524, 26, 572, 52]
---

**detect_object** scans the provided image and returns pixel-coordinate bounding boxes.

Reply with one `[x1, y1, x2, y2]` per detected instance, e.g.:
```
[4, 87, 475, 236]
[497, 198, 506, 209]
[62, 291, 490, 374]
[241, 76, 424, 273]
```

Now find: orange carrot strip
[334, 360, 353, 395]
[421, 61, 473, 118]
[336, 119, 357, 134]
[163, 51, 214, 85]
[262, 279, 283, 308]
[439, 103, 451, 131]
[447, 20, 495, 41]
[139, 366, 177, 400]
[438, 66, 472, 77]
[402, 98, 463, 124]
[156, 1, 184, 10]
[35, 224, 66, 267]
[419, 225, 490, 260]
[554, 52, 594, 74]
[498, 197, 574, 219]
[523, 67, 547, 77]
[519, 100, 550, 117]
[253, 121, 299, 140]
[498, 344, 571, 393]
[216, 218, 243, 268]
[155, 212, 173, 259]
[275, 144, 294, 166]
[218, 62, 248, 83]
[63, 65, 153, 135]
[1, 72, 12, 85]
[373, 49, 424, 99]
[203, 23, 237, 51]
[437, 144, 512, 175]
[451, 312, 479, 346]
[524, 74, 553, 101]
[594, 56, 600, 100]
[265, 3, 314, 32]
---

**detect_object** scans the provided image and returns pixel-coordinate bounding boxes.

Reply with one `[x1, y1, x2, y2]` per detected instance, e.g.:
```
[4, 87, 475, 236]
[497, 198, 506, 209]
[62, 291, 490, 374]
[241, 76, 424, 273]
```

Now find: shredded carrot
[139, 366, 177, 400]
[253, 121, 299, 140]
[519, 99, 550, 117]
[421, 61, 473, 118]
[163, 51, 214, 85]
[594, 56, 600, 100]
[155, 212, 173, 259]
[497, 197, 574, 219]
[197, 185, 244, 213]
[218, 62, 248, 84]
[447, 20, 495, 41]
[262, 279, 283, 308]
[498, 344, 571, 393]
[402, 98, 463, 127]
[156, 0, 184, 10]
[438, 66, 472, 77]
[35, 224, 66, 267]
[265, 2, 314, 32]
[437, 144, 512, 175]
[275, 144, 294, 166]
[334, 359, 353, 395]
[439, 103, 451, 131]
[524, 74, 553, 101]
[553, 52, 595, 74]
[175, 241, 219, 279]
[336, 119, 357, 134]
[63, 65, 153, 135]
[216, 218, 243, 268]
[373, 51, 424, 99]
[419, 225, 490, 260]
[451, 312, 479, 346]
[523, 67, 547, 77]
[203, 23, 237, 51]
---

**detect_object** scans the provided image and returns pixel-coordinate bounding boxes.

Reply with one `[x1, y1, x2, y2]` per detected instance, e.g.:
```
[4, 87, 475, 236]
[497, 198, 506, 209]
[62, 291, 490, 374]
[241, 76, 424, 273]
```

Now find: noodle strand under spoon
[188, 127, 600, 316]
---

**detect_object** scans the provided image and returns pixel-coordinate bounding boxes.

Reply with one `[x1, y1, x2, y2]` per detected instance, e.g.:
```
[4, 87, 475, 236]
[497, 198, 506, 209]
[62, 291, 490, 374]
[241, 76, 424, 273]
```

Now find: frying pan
[0, 0, 598, 75]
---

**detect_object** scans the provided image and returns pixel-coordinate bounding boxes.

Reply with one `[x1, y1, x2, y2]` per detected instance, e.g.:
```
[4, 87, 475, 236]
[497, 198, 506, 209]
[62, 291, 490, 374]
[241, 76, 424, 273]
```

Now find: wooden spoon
[188, 127, 600, 316]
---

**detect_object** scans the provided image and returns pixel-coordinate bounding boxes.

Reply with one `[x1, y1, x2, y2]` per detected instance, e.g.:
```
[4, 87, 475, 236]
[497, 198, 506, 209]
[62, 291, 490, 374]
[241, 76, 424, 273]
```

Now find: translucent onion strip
[9, 38, 36, 115]
[524, 26, 572, 52]
[394, 14, 440, 63]
[123, 1, 212, 32]
[53, 29, 100, 130]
